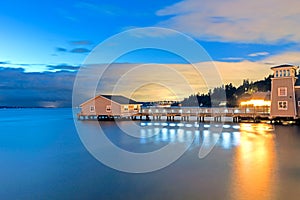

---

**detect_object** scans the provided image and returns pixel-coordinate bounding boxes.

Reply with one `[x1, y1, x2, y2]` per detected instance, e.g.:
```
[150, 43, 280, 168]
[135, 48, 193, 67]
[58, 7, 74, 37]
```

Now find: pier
[77, 107, 271, 123]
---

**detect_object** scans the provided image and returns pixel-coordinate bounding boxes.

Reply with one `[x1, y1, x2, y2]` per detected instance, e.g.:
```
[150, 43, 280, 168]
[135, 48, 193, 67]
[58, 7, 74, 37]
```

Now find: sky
[1, 0, 300, 107]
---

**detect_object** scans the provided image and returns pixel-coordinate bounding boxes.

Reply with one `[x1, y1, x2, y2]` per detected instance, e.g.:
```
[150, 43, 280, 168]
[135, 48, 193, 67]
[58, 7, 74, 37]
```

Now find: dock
[77, 107, 271, 123]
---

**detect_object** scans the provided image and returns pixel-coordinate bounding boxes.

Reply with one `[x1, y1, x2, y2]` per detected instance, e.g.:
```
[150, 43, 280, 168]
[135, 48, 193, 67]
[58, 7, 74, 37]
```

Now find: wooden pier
[77, 107, 271, 123]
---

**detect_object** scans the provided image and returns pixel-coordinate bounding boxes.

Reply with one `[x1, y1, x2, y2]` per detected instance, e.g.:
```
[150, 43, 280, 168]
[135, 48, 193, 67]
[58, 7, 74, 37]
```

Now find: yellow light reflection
[230, 123, 277, 200]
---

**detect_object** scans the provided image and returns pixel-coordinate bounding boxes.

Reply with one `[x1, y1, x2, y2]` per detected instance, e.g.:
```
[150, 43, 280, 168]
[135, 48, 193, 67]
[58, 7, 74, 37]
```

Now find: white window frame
[278, 87, 287, 97]
[90, 106, 95, 112]
[278, 101, 288, 110]
[123, 105, 129, 112]
[106, 105, 112, 112]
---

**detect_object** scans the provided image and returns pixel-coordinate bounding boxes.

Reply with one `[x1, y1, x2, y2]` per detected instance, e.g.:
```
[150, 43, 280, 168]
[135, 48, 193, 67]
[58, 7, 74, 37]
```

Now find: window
[283, 69, 286, 76]
[90, 106, 95, 112]
[287, 69, 290, 76]
[275, 71, 278, 77]
[298, 101, 300, 107]
[106, 105, 111, 112]
[278, 87, 287, 96]
[278, 101, 288, 110]
[279, 70, 282, 77]
[133, 105, 138, 111]
[123, 105, 129, 112]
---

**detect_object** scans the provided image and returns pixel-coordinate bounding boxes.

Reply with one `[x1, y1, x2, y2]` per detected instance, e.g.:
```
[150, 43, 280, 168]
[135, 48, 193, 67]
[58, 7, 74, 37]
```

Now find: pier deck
[77, 107, 270, 122]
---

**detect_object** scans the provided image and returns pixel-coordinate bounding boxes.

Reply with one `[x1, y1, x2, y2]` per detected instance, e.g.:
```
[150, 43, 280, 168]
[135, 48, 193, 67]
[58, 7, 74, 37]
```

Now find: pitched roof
[101, 95, 140, 104]
[271, 64, 298, 69]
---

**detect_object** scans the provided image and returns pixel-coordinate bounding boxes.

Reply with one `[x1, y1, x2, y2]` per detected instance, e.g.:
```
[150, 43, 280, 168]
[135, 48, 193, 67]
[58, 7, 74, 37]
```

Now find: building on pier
[270, 64, 300, 119]
[79, 95, 141, 118]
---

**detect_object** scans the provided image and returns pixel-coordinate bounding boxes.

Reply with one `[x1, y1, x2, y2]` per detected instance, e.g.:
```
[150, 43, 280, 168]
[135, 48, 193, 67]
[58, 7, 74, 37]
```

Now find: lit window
[123, 105, 129, 111]
[278, 87, 287, 96]
[90, 106, 95, 112]
[278, 101, 288, 110]
[106, 105, 111, 112]
[133, 105, 138, 111]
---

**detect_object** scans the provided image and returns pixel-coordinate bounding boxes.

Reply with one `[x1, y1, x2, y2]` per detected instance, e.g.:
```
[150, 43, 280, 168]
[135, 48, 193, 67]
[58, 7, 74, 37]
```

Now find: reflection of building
[79, 95, 141, 117]
[239, 92, 271, 113]
[270, 64, 300, 119]
[230, 124, 277, 200]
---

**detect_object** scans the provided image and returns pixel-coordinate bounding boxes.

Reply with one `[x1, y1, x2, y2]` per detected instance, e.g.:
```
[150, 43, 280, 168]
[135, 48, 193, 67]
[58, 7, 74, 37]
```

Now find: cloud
[70, 48, 90, 53]
[248, 52, 270, 57]
[156, 0, 300, 43]
[70, 40, 92, 45]
[0, 67, 75, 107]
[0, 61, 10, 65]
[221, 57, 244, 61]
[2, 51, 299, 107]
[261, 51, 300, 65]
[47, 64, 80, 71]
[55, 47, 67, 52]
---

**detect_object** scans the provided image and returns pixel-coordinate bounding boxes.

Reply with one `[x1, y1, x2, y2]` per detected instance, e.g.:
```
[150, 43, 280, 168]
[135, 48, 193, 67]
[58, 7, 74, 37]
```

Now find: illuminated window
[123, 105, 129, 112]
[133, 105, 138, 111]
[90, 106, 95, 112]
[106, 105, 111, 112]
[278, 101, 288, 110]
[278, 87, 287, 96]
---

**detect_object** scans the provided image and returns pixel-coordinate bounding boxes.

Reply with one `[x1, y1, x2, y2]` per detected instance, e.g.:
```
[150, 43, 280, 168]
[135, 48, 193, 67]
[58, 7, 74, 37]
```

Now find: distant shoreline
[0, 106, 72, 109]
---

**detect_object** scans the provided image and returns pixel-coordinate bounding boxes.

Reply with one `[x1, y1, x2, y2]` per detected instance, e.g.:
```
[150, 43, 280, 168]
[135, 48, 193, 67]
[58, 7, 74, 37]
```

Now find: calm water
[1, 108, 300, 199]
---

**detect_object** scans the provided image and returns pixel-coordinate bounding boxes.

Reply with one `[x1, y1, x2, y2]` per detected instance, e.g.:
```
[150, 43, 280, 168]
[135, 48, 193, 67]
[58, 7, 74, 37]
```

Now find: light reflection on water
[136, 122, 253, 150]
[230, 123, 277, 200]
[136, 122, 277, 200]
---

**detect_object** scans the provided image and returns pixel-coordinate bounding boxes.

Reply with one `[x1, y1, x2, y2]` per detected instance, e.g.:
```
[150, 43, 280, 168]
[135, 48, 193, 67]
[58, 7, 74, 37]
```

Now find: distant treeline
[181, 75, 273, 107]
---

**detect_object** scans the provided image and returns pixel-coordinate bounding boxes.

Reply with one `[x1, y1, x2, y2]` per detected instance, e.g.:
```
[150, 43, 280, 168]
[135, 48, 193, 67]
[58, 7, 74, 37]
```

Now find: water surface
[1, 108, 300, 199]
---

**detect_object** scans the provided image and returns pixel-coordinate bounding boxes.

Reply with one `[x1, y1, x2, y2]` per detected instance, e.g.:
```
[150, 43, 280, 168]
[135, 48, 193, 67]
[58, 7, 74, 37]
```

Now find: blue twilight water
[1, 108, 300, 199]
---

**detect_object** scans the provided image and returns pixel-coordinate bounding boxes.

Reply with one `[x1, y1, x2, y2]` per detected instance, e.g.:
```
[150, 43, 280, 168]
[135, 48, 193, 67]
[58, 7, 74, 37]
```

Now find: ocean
[1, 108, 300, 199]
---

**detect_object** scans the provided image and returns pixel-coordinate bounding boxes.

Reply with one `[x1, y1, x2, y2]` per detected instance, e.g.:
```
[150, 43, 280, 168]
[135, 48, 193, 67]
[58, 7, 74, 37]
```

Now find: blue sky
[1, 0, 300, 106]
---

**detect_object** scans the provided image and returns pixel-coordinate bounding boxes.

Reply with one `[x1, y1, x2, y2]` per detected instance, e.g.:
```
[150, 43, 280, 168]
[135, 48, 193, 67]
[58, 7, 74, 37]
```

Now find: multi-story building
[270, 64, 300, 119]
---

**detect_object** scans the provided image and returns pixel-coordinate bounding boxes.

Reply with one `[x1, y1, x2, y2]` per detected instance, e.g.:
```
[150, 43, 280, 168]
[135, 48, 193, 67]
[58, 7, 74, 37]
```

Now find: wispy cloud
[248, 52, 270, 57]
[47, 64, 80, 71]
[55, 47, 67, 52]
[221, 57, 244, 61]
[70, 48, 90, 53]
[0, 61, 10, 65]
[157, 0, 300, 43]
